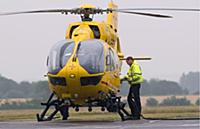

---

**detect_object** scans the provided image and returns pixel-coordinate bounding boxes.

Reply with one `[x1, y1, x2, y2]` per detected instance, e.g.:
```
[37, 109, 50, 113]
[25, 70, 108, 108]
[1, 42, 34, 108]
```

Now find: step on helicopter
[0, 1, 199, 121]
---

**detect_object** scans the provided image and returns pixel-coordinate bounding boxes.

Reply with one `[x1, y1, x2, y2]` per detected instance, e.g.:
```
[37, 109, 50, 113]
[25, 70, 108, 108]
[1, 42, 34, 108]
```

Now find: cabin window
[69, 25, 79, 38]
[47, 40, 75, 74]
[77, 39, 104, 74]
[106, 48, 116, 71]
[89, 25, 101, 39]
[112, 49, 120, 70]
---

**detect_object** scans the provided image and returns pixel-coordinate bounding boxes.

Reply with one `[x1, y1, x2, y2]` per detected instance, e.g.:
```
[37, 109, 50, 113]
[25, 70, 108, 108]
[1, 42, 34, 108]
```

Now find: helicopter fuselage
[47, 21, 124, 106]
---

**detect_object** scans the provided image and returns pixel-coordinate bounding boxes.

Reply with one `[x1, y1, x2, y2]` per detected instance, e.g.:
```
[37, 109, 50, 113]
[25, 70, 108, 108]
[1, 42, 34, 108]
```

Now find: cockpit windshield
[47, 40, 75, 74]
[77, 40, 104, 74]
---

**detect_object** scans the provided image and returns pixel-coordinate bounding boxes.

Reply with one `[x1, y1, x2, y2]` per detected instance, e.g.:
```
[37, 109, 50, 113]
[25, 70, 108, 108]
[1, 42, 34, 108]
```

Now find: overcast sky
[0, 0, 199, 82]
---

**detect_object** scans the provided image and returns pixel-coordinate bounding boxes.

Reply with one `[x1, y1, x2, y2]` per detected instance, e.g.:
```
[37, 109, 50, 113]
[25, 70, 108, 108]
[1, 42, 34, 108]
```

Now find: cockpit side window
[77, 40, 104, 74]
[47, 40, 75, 74]
[106, 48, 116, 71]
[112, 49, 120, 70]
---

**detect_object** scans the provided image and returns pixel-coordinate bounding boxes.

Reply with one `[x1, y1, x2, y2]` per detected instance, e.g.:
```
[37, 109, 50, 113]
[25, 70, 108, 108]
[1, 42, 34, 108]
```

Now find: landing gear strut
[105, 96, 130, 121]
[36, 93, 69, 121]
[116, 97, 131, 121]
[36, 93, 130, 121]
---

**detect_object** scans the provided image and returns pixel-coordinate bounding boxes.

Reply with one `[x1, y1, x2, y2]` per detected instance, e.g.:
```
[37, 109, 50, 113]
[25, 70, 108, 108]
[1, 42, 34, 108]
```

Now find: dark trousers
[127, 83, 141, 117]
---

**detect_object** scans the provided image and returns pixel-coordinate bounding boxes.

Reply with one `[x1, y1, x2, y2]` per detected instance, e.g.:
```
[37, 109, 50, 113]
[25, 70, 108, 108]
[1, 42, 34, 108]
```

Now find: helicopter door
[106, 48, 116, 71]
[105, 48, 120, 92]
[47, 39, 75, 74]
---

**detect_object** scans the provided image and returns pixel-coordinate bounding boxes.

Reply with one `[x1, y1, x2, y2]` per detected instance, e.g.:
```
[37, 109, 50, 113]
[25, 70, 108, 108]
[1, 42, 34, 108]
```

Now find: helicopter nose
[67, 63, 78, 78]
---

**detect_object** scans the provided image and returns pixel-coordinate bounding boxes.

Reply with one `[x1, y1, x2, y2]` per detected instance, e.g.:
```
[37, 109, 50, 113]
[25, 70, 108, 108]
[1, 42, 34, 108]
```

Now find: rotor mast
[80, 4, 96, 21]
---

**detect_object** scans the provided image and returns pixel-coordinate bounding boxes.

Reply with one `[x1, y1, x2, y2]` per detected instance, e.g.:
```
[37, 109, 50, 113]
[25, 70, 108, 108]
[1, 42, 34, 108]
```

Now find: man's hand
[120, 75, 128, 84]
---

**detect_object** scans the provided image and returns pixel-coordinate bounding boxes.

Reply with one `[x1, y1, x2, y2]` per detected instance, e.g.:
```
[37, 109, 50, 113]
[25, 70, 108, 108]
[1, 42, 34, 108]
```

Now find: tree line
[0, 75, 51, 99]
[146, 96, 200, 107]
[120, 71, 199, 96]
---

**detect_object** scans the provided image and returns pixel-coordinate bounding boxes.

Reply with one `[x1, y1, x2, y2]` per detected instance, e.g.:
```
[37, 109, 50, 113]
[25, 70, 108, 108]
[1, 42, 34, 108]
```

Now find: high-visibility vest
[122, 62, 144, 85]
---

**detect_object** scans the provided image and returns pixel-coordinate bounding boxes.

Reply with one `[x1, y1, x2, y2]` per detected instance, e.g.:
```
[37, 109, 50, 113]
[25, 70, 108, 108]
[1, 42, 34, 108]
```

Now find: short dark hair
[126, 56, 134, 61]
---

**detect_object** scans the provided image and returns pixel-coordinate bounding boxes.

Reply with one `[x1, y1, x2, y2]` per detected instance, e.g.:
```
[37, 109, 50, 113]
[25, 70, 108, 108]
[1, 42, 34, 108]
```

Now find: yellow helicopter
[0, 1, 199, 121]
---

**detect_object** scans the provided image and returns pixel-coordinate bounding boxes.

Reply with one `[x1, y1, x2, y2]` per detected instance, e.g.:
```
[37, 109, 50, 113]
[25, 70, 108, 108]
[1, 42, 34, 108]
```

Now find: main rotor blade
[0, 9, 71, 16]
[114, 10, 172, 18]
[116, 8, 200, 12]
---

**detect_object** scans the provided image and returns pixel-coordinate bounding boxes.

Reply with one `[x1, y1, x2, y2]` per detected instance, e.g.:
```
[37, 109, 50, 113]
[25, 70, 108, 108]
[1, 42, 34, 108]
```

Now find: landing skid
[36, 93, 69, 121]
[36, 93, 130, 122]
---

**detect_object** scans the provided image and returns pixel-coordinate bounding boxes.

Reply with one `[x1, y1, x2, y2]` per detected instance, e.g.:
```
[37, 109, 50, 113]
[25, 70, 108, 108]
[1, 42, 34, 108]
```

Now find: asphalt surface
[0, 119, 199, 129]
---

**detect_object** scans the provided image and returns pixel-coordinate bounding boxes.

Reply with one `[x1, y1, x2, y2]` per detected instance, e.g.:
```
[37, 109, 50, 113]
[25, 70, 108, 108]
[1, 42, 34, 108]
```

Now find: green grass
[0, 106, 199, 121]
[0, 109, 39, 121]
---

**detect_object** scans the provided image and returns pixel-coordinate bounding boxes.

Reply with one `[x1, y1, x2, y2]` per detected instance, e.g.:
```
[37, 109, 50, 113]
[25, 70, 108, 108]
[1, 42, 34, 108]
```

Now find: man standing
[121, 56, 144, 120]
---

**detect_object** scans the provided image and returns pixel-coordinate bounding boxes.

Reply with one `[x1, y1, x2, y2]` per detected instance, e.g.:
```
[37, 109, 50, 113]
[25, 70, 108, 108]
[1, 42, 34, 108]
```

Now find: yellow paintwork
[48, 2, 124, 106]
[80, 4, 96, 9]
[107, 2, 118, 30]
[71, 24, 94, 42]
